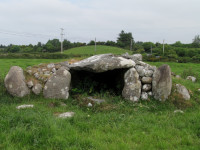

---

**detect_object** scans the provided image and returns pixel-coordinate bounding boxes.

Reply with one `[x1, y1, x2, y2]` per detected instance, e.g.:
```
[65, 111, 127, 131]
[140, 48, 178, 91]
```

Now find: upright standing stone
[43, 68, 71, 99]
[4, 66, 30, 97]
[152, 64, 172, 101]
[122, 68, 141, 102]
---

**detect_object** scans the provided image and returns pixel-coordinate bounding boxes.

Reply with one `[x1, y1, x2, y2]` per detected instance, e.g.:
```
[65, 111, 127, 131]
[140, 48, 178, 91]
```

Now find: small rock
[87, 97, 105, 104]
[186, 76, 196, 82]
[58, 112, 75, 118]
[27, 81, 34, 88]
[175, 75, 181, 79]
[47, 63, 55, 69]
[52, 68, 56, 73]
[174, 110, 184, 114]
[141, 92, 148, 100]
[142, 84, 152, 92]
[27, 70, 32, 75]
[148, 91, 153, 96]
[34, 73, 39, 79]
[16, 104, 34, 109]
[198, 89, 200, 92]
[87, 103, 93, 107]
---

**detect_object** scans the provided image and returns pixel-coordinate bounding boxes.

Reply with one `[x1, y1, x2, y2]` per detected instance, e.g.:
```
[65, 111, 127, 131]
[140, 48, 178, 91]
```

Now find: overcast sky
[0, 0, 200, 45]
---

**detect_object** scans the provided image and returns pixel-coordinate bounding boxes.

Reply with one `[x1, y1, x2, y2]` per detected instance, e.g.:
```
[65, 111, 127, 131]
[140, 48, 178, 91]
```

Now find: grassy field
[61, 45, 132, 55]
[0, 59, 200, 149]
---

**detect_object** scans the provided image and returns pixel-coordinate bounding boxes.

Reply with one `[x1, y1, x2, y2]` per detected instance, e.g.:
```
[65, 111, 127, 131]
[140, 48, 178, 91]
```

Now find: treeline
[0, 31, 200, 63]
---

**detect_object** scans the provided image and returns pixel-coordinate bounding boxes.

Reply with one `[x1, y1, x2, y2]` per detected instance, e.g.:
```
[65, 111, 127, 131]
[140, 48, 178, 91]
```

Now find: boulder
[43, 68, 71, 99]
[152, 64, 172, 101]
[122, 68, 141, 102]
[141, 77, 152, 84]
[69, 54, 135, 73]
[32, 83, 43, 95]
[186, 76, 196, 82]
[4, 66, 30, 97]
[175, 84, 190, 100]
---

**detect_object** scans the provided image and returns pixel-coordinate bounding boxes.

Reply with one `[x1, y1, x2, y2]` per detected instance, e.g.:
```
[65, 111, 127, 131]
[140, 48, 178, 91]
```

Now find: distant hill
[61, 45, 133, 55]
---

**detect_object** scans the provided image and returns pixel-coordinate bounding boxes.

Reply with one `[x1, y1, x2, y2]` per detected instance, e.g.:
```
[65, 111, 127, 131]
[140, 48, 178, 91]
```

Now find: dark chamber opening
[70, 69, 128, 95]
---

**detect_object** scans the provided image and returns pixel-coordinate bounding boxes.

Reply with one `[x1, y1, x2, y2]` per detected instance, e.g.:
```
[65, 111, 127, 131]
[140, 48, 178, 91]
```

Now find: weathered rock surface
[186, 76, 196, 82]
[122, 53, 142, 62]
[142, 84, 152, 92]
[27, 81, 34, 88]
[141, 77, 152, 84]
[152, 64, 172, 101]
[32, 83, 42, 95]
[43, 68, 71, 99]
[5, 66, 30, 97]
[175, 84, 190, 100]
[141, 92, 148, 100]
[69, 54, 136, 72]
[122, 68, 141, 102]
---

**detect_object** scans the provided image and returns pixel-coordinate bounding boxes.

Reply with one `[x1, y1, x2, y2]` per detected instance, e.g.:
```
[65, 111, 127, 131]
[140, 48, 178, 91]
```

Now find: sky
[0, 0, 200, 45]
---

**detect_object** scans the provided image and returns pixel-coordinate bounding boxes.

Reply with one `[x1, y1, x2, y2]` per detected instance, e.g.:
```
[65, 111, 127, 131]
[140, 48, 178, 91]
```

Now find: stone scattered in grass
[16, 104, 34, 109]
[174, 110, 184, 113]
[56, 112, 75, 118]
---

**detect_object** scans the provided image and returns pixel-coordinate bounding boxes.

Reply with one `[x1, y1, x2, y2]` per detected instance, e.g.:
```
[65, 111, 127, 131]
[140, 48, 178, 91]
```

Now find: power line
[0, 29, 58, 39]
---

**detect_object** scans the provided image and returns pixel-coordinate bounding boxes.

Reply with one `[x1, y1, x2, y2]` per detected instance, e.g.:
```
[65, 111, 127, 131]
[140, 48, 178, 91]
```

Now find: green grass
[1, 59, 200, 149]
[61, 45, 133, 55]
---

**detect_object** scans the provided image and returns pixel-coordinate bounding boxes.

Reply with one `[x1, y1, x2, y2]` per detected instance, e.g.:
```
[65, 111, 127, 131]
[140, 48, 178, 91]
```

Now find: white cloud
[0, 0, 200, 45]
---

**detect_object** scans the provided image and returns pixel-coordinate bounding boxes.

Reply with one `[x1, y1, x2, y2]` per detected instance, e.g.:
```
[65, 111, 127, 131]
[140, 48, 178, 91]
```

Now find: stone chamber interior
[70, 69, 128, 96]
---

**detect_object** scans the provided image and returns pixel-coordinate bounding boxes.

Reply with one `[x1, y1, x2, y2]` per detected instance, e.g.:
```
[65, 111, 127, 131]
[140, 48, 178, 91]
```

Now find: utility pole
[60, 28, 64, 54]
[130, 39, 133, 51]
[163, 39, 165, 56]
[95, 37, 96, 54]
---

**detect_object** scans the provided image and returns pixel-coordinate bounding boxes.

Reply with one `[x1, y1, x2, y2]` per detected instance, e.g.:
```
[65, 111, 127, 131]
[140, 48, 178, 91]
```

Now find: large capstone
[69, 54, 135, 73]
[122, 68, 141, 102]
[152, 64, 172, 101]
[4, 66, 30, 97]
[43, 68, 71, 99]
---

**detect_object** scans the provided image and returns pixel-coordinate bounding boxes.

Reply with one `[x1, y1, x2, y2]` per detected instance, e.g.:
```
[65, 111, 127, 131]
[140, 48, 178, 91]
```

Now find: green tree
[7, 45, 21, 53]
[192, 35, 200, 48]
[117, 30, 134, 49]
[142, 42, 155, 52]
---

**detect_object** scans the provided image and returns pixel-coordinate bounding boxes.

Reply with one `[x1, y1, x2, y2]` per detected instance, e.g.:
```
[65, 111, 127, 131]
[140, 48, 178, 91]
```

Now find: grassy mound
[61, 45, 132, 55]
